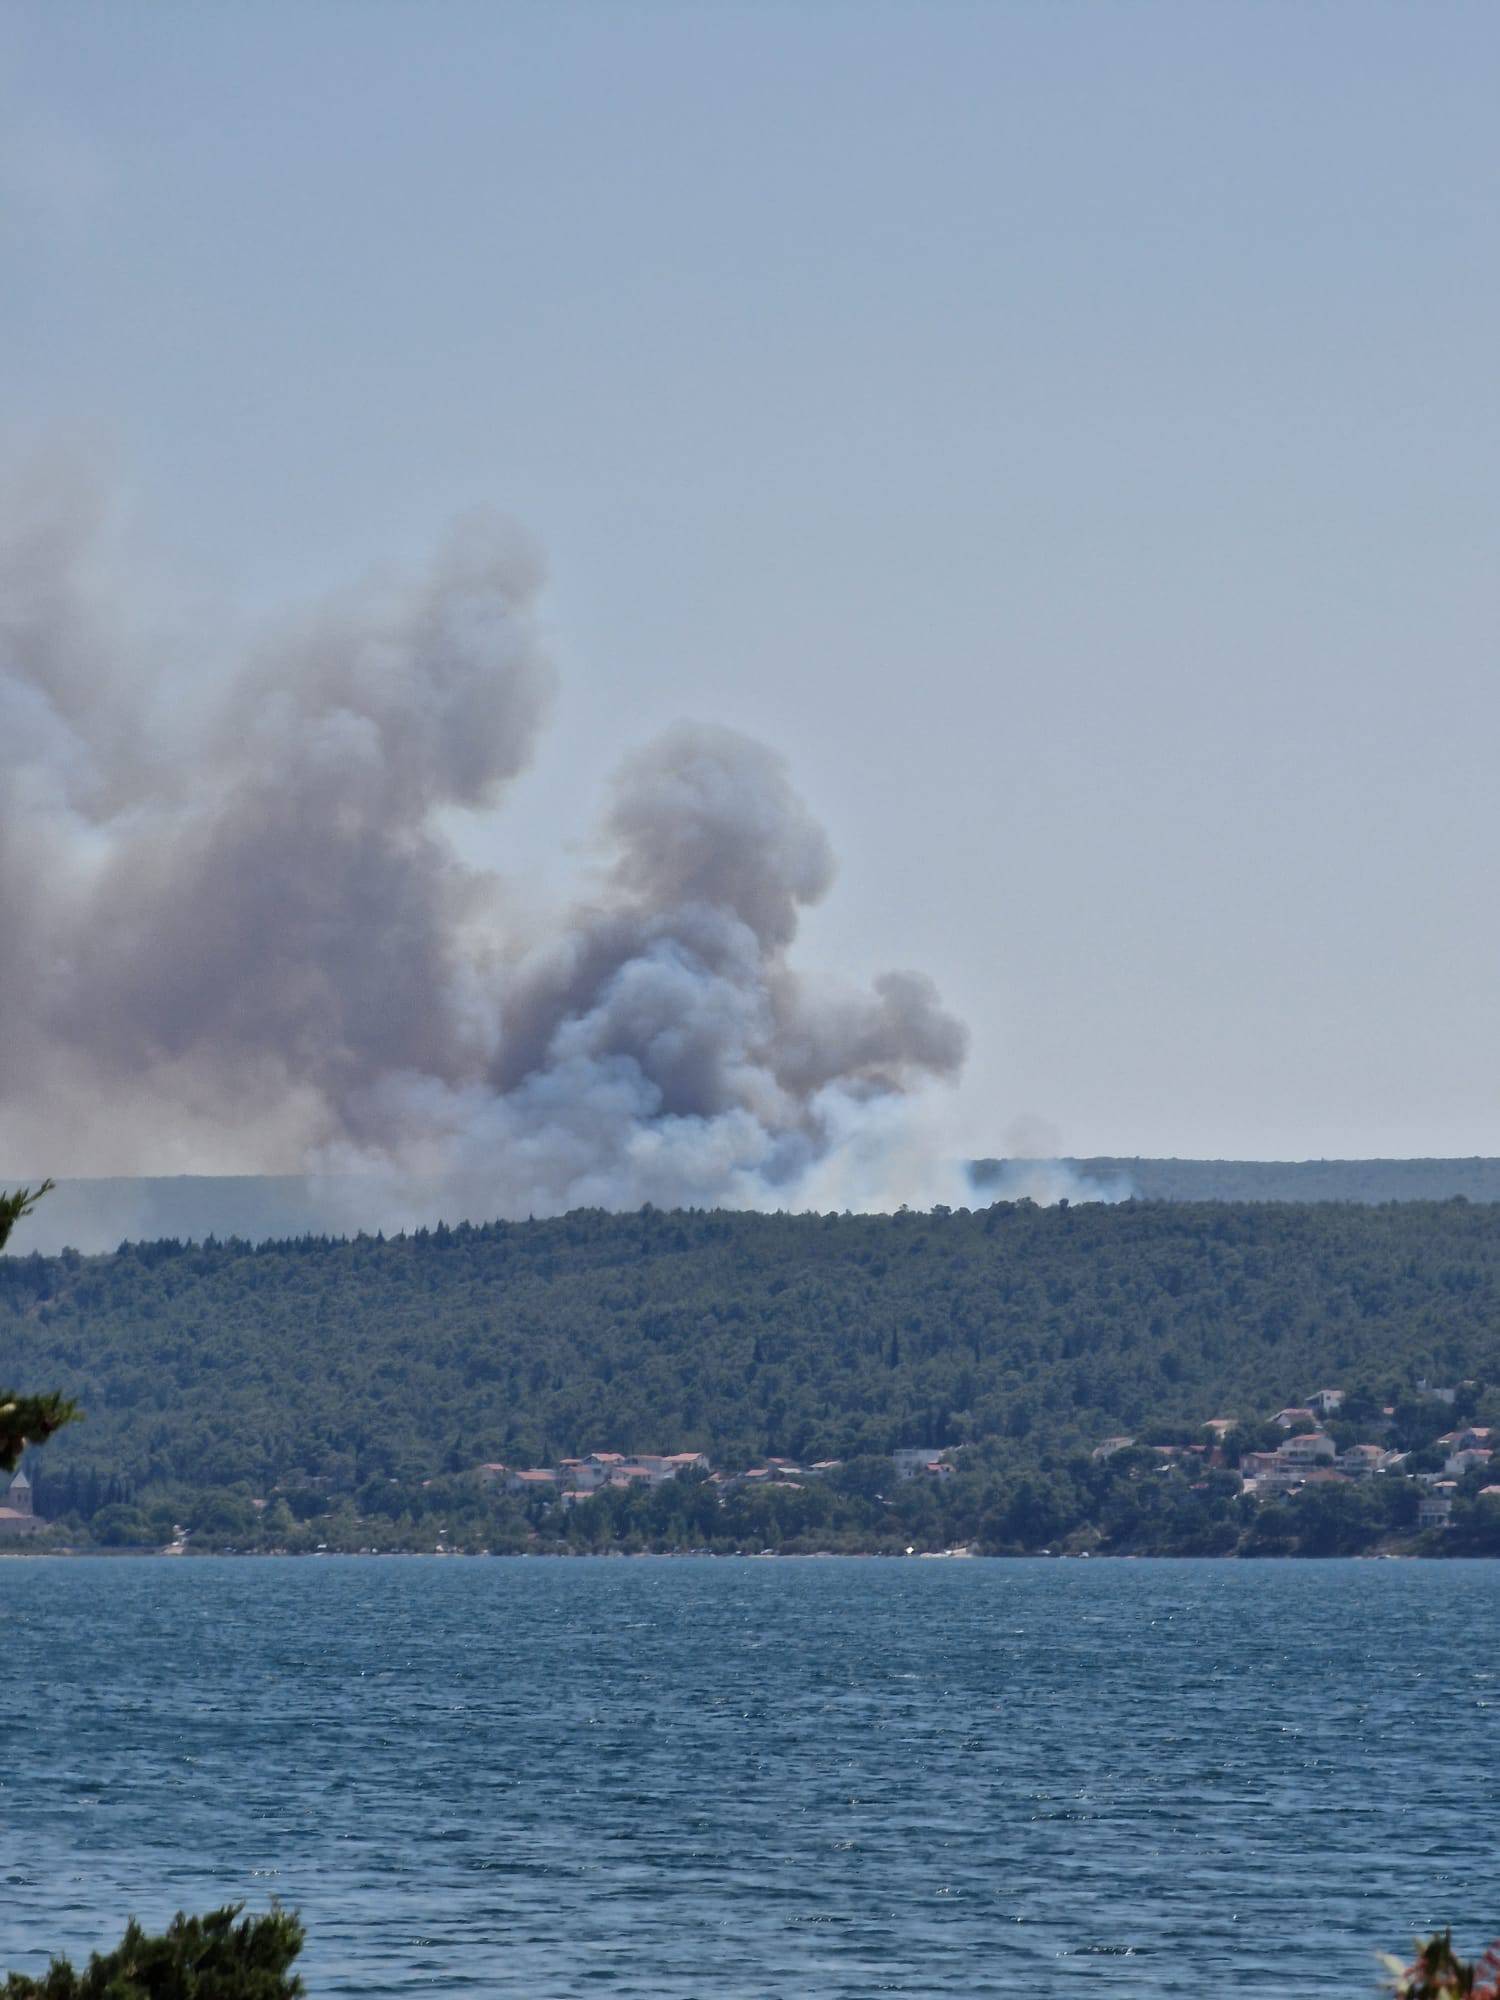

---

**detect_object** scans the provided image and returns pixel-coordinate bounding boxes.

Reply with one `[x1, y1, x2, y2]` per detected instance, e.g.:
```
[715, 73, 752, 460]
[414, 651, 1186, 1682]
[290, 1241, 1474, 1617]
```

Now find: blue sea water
[1, 1556, 1497, 1996]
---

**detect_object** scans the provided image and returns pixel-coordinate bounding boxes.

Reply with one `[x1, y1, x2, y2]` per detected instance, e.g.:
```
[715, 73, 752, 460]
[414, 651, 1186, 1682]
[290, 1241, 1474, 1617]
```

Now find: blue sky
[4, 0, 1497, 1160]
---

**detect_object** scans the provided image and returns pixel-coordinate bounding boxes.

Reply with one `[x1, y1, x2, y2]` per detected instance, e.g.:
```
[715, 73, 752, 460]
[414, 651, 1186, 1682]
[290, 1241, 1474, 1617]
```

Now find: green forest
[5, 1198, 1500, 1556]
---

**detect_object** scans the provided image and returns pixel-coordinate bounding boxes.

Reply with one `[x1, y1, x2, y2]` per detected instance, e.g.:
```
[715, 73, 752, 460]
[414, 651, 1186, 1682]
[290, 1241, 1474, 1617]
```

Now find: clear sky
[4, 0, 1497, 1163]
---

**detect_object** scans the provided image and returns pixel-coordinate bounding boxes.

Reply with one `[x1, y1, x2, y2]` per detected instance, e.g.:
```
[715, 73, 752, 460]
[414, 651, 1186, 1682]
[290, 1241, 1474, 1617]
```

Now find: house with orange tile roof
[605, 1464, 657, 1487]
[1437, 1427, 1492, 1453]
[505, 1467, 561, 1496]
[1275, 1432, 1337, 1471]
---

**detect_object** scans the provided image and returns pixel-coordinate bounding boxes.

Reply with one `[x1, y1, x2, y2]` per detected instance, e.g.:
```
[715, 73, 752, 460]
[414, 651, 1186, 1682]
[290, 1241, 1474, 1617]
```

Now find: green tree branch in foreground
[1, 1199, 307, 2000]
[1, 1906, 304, 2000]
[1, 1911, 1493, 1997]
[0, 1391, 76, 1477]
[0, 1182, 78, 1472]
[0, 1182, 54, 1251]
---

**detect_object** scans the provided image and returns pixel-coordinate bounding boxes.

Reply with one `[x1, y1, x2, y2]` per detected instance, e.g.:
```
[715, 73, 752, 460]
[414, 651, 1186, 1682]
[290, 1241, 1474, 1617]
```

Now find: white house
[1308, 1389, 1345, 1418]
[1443, 1448, 1493, 1478]
[583, 1452, 628, 1478]
[1337, 1444, 1389, 1478]
[643, 1452, 711, 1480]
[1240, 1452, 1299, 1495]
[1418, 1486, 1455, 1529]
[1276, 1432, 1337, 1471]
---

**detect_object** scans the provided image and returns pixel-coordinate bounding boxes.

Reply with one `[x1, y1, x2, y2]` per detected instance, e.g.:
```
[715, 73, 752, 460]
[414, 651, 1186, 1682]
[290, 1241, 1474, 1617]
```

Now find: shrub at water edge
[0, 1906, 304, 2000]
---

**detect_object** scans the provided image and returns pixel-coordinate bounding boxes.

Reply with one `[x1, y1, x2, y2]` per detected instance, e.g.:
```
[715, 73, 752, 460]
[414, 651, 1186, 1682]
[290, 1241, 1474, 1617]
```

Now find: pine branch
[0, 1184, 79, 1471]
[0, 1181, 56, 1254]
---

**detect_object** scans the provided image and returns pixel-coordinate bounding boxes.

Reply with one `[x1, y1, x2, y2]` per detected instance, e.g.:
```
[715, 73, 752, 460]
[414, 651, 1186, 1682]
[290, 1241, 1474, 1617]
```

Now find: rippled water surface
[3, 1557, 1497, 1995]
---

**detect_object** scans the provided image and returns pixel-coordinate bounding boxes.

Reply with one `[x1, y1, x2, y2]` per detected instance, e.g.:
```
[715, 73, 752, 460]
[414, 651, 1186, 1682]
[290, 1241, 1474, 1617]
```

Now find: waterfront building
[0, 1469, 43, 1539]
[1275, 1432, 1337, 1471]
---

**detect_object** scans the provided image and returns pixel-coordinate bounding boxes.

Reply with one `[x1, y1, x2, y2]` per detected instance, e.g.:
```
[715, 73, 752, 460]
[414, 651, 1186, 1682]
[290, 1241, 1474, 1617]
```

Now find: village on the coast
[5, 1379, 1495, 1552]
[1091, 1379, 1498, 1530]
[472, 1444, 955, 1502]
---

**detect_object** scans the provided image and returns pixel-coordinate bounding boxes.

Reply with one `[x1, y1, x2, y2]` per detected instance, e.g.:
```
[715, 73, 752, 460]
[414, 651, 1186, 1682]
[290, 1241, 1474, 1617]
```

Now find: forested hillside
[4, 1201, 1500, 1553]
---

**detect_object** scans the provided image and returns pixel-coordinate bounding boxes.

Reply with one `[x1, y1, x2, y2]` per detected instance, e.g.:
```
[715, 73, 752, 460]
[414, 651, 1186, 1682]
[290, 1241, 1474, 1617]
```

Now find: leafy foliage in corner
[0, 1183, 55, 1254]
[1389, 1931, 1500, 1997]
[0, 1184, 76, 1472]
[0, 1391, 77, 1478]
[1, 1905, 304, 2000]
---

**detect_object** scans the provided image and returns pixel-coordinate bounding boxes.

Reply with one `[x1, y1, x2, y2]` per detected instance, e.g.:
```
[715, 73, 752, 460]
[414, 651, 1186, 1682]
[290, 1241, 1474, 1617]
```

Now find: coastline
[0, 1542, 1436, 1561]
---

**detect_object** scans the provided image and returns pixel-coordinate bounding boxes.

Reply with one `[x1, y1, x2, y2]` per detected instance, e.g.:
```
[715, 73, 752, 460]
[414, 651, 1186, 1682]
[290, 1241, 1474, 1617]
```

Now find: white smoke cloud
[1, 475, 967, 1218]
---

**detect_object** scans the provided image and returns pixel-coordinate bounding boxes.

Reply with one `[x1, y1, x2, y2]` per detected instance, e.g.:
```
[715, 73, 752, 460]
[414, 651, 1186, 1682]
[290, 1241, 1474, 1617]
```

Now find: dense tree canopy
[4, 1198, 1500, 1552]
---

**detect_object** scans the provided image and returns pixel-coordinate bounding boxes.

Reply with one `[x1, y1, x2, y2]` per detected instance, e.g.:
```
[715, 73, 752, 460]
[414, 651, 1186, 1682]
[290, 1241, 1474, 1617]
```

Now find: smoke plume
[964, 1115, 1132, 1207]
[1, 480, 967, 1219]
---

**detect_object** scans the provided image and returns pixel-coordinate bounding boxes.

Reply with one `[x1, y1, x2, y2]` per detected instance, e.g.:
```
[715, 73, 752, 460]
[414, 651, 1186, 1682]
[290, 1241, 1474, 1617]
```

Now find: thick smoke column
[1, 482, 967, 1215]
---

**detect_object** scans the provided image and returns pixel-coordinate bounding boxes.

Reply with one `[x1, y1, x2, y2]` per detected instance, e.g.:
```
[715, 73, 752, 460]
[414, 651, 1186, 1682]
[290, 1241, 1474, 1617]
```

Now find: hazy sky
[5, 1, 1497, 1162]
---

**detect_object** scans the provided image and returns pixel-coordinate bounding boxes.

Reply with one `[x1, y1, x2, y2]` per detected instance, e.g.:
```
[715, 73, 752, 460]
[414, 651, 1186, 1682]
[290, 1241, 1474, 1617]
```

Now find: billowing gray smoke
[1, 483, 967, 1218]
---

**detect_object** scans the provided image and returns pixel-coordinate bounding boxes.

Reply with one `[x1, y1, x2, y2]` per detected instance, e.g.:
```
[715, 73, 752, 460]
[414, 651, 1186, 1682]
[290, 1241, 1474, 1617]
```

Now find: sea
[2, 1556, 1496, 1996]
